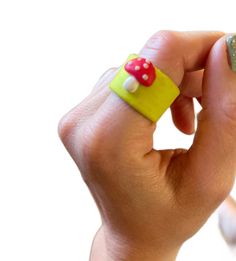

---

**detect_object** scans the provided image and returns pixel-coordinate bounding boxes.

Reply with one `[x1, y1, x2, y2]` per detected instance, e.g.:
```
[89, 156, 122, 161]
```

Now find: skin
[58, 31, 236, 261]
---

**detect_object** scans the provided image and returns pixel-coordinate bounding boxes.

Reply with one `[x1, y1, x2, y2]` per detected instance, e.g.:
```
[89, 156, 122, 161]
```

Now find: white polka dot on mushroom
[143, 63, 149, 69]
[142, 74, 149, 80]
[135, 66, 140, 71]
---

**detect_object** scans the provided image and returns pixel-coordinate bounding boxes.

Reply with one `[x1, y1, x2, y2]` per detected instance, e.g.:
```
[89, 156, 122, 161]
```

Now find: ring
[109, 54, 180, 122]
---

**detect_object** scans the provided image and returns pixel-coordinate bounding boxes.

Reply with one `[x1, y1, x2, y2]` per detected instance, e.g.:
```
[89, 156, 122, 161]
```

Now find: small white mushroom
[123, 76, 139, 93]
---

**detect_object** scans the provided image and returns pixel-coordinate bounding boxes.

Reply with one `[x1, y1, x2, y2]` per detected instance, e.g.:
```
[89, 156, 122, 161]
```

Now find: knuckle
[58, 117, 104, 172]
[148, 30, 180, 52]
[58, 101, 90, 143]
[156, 30, 179, 42]
[58, 110, 77, 143]
[144, 30, 183, 75]
[58, 106, 82, 142]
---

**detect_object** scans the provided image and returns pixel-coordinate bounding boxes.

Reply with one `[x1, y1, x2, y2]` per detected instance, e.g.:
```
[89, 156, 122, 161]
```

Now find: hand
[58, 31, 236, 261]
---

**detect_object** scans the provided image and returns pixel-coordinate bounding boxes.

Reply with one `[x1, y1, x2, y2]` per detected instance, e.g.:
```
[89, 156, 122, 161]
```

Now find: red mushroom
[123, 57, 156, 93]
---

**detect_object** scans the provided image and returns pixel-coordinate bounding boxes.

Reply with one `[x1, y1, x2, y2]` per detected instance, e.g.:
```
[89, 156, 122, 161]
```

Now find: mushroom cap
[124, 57, 156, 87]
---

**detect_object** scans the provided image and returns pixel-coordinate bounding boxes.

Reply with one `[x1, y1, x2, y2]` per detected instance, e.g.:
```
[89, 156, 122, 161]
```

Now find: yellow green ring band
[109, 54, 180, 122]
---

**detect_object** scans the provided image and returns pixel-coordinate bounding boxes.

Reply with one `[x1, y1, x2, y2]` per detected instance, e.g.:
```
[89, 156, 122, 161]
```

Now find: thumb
[185, 34, 236, 201]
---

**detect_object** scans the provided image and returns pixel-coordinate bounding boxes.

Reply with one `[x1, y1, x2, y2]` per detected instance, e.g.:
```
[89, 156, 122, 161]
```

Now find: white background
[1, 0, 236, 260]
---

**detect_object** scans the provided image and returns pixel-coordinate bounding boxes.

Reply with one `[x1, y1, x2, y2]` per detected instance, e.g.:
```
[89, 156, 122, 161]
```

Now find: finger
[171, 95, 195, 135]
[171, 71, 203, 134]
[92, 68, 118, 93]
[58, 68, 116, 141]
[180, 70, 204, 98]
[93, 31, 224, 155]
[140, 31, 224, 84]
[178, 35, 236, 207]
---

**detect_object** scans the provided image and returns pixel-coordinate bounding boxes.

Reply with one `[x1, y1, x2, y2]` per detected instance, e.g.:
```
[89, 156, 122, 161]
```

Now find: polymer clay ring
[109, 54, 180, 122]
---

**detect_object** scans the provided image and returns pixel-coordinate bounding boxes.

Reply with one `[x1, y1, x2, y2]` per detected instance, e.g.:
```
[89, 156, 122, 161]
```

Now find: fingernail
[226, 34, 236, 72]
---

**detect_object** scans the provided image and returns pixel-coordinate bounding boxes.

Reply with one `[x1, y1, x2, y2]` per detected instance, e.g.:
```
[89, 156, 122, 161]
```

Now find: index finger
[95, 31, 224, 156]
[140, 31, 224, 85]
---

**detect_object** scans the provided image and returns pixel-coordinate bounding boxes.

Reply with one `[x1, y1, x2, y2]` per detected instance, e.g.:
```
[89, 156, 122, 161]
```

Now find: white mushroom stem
[123, 76, 139, 93]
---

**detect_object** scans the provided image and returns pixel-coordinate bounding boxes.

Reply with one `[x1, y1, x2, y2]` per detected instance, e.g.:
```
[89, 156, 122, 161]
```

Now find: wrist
[90, 226, 180, 261]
